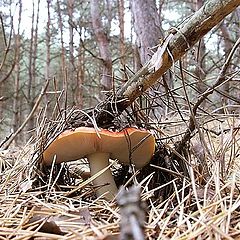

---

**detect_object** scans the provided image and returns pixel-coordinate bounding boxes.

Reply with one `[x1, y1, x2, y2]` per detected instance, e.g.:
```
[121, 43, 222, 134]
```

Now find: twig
[117, 186, 145, 240]
[179, 36, 240, 147]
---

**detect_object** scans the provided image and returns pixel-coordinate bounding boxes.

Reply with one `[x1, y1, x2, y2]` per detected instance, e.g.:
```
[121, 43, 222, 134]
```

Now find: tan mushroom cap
[43, 127, 155, 168]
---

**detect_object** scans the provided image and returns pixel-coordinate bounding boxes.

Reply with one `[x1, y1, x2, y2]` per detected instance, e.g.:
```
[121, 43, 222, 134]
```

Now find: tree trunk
[56, 0, 67, 104]
[118, 0, 127, 82]
[67, 0, 75, 105]
[76, 45, 84, 109]
[130, 0, 164, 65]
[219, 21, 232, 111]
[13, 0, 22, 144]
[195, 0, 207, 107]
[130, 0, 165, 114]
[46, 0, 51, 82]
[90, 0, 112, 91]
[27, 0, 40, 133]
[56, 0, 66, 77]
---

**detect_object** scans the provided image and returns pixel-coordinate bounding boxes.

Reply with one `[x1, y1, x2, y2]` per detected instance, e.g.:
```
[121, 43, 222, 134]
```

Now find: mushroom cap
[43, 127, 155, 168]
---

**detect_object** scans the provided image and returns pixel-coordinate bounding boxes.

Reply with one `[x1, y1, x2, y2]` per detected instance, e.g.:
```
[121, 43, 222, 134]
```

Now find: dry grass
[1, 114, 240, 240]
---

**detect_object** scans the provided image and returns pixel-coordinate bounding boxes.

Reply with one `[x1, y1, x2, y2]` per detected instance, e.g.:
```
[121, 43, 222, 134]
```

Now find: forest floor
[0, 115, 240, 239]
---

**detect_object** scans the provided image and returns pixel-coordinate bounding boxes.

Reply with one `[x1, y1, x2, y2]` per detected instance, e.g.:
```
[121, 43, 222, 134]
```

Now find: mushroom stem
[87, 152, 118, 200]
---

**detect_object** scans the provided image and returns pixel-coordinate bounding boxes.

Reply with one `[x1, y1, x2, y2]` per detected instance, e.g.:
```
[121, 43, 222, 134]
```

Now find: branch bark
[94, 0, 240, 126]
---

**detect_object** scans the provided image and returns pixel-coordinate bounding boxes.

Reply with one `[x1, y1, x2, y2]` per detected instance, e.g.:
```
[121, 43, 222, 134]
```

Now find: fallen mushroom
[43, 127, 155, 200]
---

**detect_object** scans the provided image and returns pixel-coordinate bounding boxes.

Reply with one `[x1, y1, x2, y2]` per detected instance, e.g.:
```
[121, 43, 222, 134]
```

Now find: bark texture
[130, 0, 164, 65]
[13, 0, 22, 144]
[219, 21, 232, 110]
[90, 0, 112, 91]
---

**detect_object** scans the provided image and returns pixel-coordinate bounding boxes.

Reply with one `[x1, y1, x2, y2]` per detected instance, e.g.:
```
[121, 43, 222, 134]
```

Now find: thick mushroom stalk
[88, 152, 118, 200]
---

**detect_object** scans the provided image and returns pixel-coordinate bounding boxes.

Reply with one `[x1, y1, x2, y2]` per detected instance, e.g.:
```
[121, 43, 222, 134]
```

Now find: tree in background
[90, 0, 113, 91]
[12, 0, 22, 144]
[130, 0, 164, 66]
[26, 0, 40, 134]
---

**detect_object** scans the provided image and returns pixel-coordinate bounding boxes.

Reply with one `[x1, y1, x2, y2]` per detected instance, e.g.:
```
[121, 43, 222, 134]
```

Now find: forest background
[0, 0, 239, 147]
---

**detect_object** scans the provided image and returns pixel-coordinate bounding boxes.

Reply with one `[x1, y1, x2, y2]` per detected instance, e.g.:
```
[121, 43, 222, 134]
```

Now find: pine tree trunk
[56, 0, 67, 104]
[27, 0, 40, 133]
[90, 0, 112, 91]
[219, 21, 232, 112]
[118, 0, 127, 82]
[130, 0, 164, 65]
[67, 0, 75, 105]
[130, 0, 165, 114]
[77, 45, 84, 109]
[13, 0, 22, 144]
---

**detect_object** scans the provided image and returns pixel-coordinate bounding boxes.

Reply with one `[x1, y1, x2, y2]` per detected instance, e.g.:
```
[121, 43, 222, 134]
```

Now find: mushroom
[43, 127, 155, 200]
